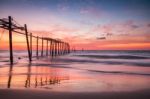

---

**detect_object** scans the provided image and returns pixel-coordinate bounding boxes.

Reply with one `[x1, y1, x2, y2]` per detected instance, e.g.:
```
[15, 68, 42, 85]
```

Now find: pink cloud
[30, 25, 79, 41]
[49, 25, 78, 33]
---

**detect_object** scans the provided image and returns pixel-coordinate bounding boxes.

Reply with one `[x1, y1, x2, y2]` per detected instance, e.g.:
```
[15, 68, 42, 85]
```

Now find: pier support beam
[46, 40, 48, 56]
[36, 36, 39, 59]
[41, 37, 44, 57]
[30, 33, 32, 59]
[8, 16, 13, 65]
[54, 41, 57, 56]
[25, 24, 32, 61]
[51, 41, 54, 57]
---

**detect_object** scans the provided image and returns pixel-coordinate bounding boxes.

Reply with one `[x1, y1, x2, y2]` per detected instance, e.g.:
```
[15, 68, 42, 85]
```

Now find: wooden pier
[0, 16, 70, 65]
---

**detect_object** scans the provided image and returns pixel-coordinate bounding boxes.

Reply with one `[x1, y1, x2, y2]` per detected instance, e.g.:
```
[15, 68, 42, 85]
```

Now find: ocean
[0, 50, 150, 92]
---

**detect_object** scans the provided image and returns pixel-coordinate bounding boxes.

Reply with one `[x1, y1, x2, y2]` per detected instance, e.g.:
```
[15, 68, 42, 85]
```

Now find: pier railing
[0, 16, 70, 65]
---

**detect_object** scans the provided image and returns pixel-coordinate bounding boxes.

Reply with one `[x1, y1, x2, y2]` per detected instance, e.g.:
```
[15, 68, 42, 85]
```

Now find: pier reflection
[0, 63, 69, 89]
[7, 65, 13, 88]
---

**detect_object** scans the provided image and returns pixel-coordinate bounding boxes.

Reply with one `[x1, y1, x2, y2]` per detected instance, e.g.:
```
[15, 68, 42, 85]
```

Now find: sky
[0, 0, 150, 50]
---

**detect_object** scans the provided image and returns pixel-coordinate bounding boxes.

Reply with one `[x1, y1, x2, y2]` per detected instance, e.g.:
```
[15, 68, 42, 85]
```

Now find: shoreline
[1, 50, 150, 99]
[0, 89, 150, 99]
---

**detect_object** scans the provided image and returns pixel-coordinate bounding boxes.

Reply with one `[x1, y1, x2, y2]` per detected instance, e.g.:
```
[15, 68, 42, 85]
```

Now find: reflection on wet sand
[25, 63, 31, 88]
[0, 59, 150, 92]
[0, 63, 69, 89]
[7, 65, 13, 88]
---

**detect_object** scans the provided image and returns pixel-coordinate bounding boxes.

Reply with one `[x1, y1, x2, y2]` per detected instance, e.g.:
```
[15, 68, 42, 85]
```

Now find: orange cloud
[0, 20, 150, 51]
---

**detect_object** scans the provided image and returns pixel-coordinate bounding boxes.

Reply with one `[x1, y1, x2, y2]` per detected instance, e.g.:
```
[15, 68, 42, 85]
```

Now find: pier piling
[8, 16, 13, 65]
[25, 24, 32, 61]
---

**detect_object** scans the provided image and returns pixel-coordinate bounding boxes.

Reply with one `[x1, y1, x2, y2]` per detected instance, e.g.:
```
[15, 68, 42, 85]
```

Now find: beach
[0, 50, 150, 99]
[0, 89, 150, 99]
[1, 0, 150, 98]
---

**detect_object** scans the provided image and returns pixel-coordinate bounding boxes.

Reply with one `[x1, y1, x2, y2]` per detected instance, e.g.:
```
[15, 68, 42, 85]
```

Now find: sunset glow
[0, 0, 150, 50]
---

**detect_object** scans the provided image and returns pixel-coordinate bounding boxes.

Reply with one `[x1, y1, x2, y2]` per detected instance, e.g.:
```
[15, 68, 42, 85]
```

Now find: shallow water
[0, 50, 150, 92]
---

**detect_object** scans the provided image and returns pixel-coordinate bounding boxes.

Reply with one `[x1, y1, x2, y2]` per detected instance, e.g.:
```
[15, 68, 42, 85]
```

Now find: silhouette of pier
[0, 16, 70, 65]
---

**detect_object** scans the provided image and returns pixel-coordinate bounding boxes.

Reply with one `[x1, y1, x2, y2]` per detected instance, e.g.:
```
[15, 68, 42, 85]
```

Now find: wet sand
[0, 51, 150, 99]
[0, 89, 150, 99]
